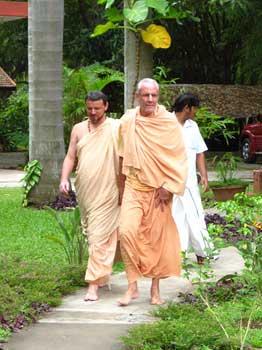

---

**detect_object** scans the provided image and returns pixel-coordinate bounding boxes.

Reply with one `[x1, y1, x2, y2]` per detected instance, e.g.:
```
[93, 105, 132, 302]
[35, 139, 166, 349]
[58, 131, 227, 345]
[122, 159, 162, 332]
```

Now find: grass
[0, 188, 88, 342]
[122, 300, 262, 350]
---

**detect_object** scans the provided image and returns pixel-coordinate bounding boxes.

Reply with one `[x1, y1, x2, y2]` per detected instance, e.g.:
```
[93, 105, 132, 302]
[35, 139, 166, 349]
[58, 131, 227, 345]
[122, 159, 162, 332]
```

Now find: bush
[63, 63, 124, 146]
[0, 85, 29, 151]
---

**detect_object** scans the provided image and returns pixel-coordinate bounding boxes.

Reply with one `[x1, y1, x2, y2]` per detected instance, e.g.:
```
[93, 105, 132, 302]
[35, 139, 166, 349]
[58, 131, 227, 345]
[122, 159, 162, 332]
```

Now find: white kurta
[172, 118, 214, 257]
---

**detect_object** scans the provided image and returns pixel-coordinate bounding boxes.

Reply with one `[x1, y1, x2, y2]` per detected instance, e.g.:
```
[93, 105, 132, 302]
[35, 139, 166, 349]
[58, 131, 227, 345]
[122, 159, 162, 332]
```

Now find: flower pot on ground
[210, 153, 249, 201]
[211, 182, 248, 201]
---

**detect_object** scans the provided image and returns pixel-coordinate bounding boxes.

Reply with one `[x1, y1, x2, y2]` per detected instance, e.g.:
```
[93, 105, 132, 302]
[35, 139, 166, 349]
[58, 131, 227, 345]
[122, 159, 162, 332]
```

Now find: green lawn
[0, 188, 87, 341]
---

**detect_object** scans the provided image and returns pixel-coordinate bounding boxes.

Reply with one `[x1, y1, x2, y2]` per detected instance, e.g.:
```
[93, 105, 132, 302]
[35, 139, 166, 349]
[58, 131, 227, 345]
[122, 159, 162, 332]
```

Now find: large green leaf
[91, 22, 118, 38]
[124, 1, 149, 24]
[145, 0, 169, 15]
[105, 0, 115, 9]
[106, 7, 124, 22]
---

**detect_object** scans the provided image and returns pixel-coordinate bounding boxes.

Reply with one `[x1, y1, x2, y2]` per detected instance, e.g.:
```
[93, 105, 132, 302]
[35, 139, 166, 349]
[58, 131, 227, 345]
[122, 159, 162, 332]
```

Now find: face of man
[136, 83, 159, 117]
[184, 105, 198, 120]
[86, 99, 108, 125]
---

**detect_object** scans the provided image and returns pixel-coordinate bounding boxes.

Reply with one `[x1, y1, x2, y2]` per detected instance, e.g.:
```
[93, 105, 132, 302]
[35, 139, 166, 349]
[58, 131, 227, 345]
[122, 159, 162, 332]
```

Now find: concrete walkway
[0, 168, 258, 188]
[7, 246, 245, 350]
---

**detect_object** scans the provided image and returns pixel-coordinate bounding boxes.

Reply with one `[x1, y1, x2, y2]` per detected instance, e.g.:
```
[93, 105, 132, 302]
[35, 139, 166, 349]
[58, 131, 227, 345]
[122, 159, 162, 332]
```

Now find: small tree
[91, 0, 197, 108]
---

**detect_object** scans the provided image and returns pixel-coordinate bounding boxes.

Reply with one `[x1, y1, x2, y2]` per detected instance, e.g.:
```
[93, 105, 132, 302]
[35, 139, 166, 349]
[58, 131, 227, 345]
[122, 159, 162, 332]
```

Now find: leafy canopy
[91, 0, 196, 49]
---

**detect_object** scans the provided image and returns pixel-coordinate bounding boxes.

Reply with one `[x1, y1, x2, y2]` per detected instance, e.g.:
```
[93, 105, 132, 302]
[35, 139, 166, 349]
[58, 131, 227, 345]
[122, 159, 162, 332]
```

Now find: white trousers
[172, 186, 213, 257]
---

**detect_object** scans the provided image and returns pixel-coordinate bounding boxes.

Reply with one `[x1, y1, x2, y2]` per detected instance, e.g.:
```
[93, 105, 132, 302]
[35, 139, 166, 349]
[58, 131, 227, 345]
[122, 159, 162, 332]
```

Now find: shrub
[0, 85, 29, 151]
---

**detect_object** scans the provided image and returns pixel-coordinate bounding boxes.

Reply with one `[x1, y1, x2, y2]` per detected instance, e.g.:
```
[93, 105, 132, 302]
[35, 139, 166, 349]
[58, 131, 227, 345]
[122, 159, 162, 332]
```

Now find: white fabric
[172, 116, 213, 257]
[181, 119, 208, 188]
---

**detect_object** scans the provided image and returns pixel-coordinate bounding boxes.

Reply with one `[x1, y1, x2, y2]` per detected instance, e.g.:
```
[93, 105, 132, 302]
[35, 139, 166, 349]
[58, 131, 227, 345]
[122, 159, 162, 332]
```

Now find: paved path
[7, 247, 245, 350]
[0, 168, 258, 188]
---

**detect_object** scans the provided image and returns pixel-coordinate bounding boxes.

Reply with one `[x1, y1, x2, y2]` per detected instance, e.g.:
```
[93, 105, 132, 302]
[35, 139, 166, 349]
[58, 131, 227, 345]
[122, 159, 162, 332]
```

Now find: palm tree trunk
[28, 0, 65, 205]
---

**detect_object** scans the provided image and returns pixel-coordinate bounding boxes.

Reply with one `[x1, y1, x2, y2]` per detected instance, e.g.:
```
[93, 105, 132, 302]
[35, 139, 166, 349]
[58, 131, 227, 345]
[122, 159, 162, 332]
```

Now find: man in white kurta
[172, 93, 215, 263]
[59, 91, 120, 301]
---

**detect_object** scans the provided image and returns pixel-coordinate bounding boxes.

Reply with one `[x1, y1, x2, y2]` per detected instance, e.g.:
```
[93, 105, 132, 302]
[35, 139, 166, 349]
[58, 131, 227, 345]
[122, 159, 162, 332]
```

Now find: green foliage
[21, 160, 43, 207]
[0, 326, 11, 343]
[216, 193, 262, 273]
[92, 0, 195, 40]
[211, 152, 247, 186]
[45, 207, 88, 265]
[236, 0, 262, 84]
[122, 302, 257, 350]
[0, 20, 28, 77]
[0, 85, 29, 151]
[153, 65, 179, 85]
[0, 188, 86, 338]
[63, 63, 124, 144]
[195, 107, 237, 144]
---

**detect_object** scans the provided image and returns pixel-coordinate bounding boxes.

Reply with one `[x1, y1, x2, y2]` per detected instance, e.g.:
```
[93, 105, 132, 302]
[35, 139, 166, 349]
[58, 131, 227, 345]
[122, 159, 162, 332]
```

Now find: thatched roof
[0, 67, 16, 88]
[161, 84, 262, 119]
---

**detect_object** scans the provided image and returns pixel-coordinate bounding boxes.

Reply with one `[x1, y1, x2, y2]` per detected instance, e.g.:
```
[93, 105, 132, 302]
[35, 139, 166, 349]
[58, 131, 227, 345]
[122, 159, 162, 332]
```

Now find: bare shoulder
[71, 120, 87, 136]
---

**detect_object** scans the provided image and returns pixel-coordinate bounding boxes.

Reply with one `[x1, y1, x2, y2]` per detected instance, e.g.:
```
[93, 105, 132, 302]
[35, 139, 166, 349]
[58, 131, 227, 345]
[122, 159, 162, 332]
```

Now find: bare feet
[118, 282, 139, 306]
[84, 284, 99, 301]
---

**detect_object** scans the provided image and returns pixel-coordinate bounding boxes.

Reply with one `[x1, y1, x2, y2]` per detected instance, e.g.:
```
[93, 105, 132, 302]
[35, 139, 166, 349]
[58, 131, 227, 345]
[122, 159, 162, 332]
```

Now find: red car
[240, 114, 262, 163]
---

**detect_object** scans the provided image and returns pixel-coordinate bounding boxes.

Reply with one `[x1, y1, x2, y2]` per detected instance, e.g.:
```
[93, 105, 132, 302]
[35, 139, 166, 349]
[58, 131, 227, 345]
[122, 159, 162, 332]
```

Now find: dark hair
[85, 90, 108, 105]
[172, 93, 200, 113]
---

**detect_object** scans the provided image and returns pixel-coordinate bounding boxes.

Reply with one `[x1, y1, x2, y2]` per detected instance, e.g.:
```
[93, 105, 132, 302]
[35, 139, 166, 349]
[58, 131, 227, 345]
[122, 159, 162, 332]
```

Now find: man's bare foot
[84, 284, 98, 301]
[118, 282, 139, 306]
[150, 296, 165, 305]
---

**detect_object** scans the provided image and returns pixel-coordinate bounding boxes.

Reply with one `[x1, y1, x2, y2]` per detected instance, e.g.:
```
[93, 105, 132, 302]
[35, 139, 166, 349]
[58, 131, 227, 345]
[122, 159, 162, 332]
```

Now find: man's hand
[200, 177, 209, 192]
[117, 173, 126, 206]
[155, 187, 171, 212]
[59, 179, 70, 195]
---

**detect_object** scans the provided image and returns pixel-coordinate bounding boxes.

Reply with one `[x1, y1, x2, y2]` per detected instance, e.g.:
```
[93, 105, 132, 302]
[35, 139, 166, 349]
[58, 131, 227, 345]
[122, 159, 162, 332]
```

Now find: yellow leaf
[141, 24, 171, 49]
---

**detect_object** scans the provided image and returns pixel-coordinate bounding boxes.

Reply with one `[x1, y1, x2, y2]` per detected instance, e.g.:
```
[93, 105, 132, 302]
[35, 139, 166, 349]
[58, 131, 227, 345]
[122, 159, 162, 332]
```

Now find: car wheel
[241, 138, 256, 163]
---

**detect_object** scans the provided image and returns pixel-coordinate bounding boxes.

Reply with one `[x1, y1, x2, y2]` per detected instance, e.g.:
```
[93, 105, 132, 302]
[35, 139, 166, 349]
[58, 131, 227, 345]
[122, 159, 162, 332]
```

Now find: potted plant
[210, 152, 248, 201]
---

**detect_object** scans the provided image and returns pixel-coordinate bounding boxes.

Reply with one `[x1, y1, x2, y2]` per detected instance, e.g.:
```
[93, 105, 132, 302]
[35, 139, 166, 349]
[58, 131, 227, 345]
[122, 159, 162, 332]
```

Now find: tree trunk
[124, 1, 153, 110]
[28, 0, 65, 205]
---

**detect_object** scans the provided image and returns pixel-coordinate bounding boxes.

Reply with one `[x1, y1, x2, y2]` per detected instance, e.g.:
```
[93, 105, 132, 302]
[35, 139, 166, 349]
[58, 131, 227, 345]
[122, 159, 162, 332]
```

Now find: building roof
[0, 67, 16, 88]
[0, 1, 28, 22]
[161, 84, 262, 119]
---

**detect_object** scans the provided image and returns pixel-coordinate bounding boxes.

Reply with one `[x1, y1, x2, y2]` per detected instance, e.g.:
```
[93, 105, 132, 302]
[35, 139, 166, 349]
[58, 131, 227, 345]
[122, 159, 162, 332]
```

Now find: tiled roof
[0, 2, 28, 18]
[0, 67, 16, 88]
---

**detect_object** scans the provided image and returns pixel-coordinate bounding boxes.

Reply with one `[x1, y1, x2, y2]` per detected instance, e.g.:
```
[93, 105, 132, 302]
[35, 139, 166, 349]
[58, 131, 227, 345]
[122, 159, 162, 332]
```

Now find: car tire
[241, 138, 256, 163]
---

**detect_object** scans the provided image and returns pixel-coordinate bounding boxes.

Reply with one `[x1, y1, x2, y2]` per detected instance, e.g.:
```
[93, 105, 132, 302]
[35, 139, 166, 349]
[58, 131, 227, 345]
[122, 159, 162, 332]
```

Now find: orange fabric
[119, 184, 181, 283]
[118, 105, 187, 195]
[85, 229, 118, 284]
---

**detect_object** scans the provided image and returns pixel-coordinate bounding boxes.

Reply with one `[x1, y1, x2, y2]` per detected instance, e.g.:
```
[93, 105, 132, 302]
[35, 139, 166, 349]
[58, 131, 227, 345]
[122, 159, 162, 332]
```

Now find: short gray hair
[136, 78, 159, 93]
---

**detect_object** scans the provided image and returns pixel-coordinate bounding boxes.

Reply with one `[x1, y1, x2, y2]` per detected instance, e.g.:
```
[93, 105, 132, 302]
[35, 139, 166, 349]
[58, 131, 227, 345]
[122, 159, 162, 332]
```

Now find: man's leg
[150, 278, 165, 305]
[118, 185, 144, 306]
[84, 229, 118, 301]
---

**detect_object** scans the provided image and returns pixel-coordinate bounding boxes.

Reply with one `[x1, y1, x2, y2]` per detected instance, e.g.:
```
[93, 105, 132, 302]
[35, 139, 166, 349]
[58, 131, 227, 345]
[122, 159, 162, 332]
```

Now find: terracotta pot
[211, 184, 248, 201]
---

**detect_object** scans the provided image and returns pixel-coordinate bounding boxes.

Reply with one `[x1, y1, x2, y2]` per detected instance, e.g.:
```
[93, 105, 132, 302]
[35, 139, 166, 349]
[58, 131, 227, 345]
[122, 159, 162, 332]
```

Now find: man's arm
[59, 125, 78, 195]
[118, 156, 126, 205]
[196, 152, 208, 192]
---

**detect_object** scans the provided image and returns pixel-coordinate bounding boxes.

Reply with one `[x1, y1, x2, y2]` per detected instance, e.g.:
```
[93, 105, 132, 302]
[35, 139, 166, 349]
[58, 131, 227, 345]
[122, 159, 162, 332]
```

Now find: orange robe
[75, 118, 120, 285]
[118, 105, 188, 283]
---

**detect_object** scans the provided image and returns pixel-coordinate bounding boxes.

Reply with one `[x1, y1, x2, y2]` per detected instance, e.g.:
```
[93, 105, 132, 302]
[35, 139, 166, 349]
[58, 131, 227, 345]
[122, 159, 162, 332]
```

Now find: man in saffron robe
[118, 78, 188, 306]
[59, 91, 120, 301]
